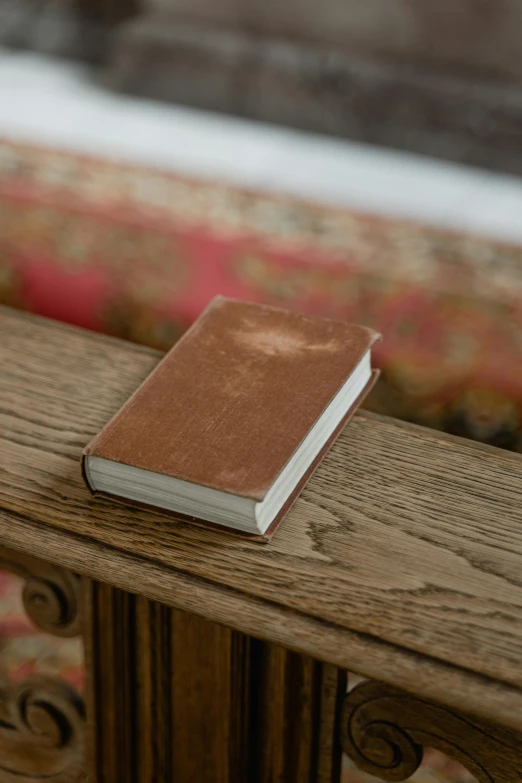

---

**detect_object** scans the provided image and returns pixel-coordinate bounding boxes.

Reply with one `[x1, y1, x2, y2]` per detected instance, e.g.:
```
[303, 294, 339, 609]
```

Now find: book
[82, 297, 380, 540]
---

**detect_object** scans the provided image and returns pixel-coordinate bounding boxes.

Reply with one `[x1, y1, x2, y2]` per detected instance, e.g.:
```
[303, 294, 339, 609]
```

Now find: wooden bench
[1, 304, 522, 781]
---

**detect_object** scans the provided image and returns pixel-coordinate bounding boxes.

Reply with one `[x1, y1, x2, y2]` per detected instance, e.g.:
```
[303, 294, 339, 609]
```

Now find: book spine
[80, 451, 96, 495]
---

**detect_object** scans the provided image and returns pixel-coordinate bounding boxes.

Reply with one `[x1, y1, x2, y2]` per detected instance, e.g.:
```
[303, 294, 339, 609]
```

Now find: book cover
[83, 297, 380, 538]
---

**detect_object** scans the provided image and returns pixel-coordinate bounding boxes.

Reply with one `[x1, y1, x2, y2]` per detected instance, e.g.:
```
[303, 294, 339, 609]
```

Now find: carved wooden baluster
[0, 546, 86, 782]
[341, 679, 522, 783]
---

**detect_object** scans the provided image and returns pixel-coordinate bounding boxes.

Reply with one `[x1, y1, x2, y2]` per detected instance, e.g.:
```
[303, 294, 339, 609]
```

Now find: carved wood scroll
[0, 547, 82, 637]
[0, 675, 85, 782]
[341, 680, 522, 783]
[0, 547, 85, 781]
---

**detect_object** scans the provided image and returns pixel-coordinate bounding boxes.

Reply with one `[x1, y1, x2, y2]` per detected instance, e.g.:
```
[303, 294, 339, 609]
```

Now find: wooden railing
[1, 305, 522, 782]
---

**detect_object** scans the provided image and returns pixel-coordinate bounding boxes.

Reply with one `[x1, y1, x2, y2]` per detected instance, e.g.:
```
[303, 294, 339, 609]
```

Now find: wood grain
[253, 645, 345, 782]
[341, 680, 522, 783]
[84, 581, 136, 783]
[84, 581, 251, 782]
[134, 597, 173, 783]
[4, 511, 522, 736]
[167, 608, 250, 782]
[3, 307, 522, 729]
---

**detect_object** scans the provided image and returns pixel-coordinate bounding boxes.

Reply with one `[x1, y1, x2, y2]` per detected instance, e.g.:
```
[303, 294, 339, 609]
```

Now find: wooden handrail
[2, 305, 522, 733]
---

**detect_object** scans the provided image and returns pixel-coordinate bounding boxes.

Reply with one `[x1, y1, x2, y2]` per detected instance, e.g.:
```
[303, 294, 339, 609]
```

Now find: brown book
[82, 297, 380, 540]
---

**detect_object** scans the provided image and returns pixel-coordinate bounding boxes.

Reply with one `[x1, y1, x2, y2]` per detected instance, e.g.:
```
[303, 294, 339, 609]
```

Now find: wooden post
[84, 581, 251, 782]
[84, 580, 346, 782]
[253, 644, 346, 783]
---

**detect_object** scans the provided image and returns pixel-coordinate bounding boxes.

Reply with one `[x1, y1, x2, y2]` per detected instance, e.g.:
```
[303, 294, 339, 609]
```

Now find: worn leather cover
[83, 296, 380, 504]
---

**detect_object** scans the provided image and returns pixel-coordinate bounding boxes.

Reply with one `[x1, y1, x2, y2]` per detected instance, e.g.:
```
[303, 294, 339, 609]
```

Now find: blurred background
[1, 2, 522, 781]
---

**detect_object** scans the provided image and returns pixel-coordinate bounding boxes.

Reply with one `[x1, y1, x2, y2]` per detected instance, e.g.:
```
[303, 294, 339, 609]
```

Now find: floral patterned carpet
[1, 137, 518, 781]
[1, 139, 522, 451]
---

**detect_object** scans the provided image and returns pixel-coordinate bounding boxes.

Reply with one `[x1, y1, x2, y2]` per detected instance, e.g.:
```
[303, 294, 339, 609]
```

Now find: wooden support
[341, 680, 522, 783]
[0, 548, 85, 782]
[84, 580, 346, 782]
[4, 309, 522, 781]
[253, 644, 345, 783]
[85, 581, 251, 782]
